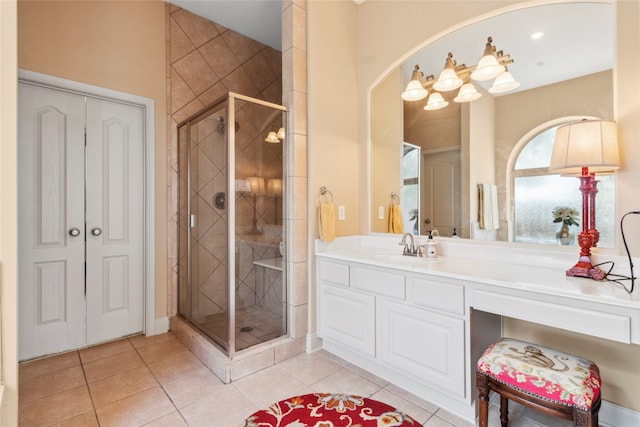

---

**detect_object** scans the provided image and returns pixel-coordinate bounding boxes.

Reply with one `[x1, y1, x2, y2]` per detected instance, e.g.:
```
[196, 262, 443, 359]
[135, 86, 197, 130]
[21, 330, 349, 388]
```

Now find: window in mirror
[511, 124, 615, 247]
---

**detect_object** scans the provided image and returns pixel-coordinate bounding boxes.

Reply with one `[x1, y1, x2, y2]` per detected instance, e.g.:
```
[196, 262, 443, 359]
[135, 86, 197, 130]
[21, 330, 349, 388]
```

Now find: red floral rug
[238, 392, 422, 426]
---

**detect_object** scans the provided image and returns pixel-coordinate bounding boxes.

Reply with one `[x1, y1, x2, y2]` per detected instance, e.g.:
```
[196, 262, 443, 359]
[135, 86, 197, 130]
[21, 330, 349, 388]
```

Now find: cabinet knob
[91, 227, 102, 236]
[68, 228, 80, 237]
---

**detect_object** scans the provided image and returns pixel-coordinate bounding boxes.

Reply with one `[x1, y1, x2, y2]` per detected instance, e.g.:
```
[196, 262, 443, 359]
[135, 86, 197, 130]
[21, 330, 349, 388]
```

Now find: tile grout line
[127, 336, 192, 426]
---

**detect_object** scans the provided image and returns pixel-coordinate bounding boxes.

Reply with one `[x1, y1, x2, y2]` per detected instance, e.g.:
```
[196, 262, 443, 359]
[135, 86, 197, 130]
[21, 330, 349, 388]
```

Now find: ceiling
[403, 2, 613, 95]
[171, 0, 283, 50]
[171, 2, 614, 94]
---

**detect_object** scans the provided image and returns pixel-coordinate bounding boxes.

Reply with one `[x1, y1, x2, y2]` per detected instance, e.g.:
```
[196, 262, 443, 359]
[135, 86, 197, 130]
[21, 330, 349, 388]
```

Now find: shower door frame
[180, 92, 288, 357]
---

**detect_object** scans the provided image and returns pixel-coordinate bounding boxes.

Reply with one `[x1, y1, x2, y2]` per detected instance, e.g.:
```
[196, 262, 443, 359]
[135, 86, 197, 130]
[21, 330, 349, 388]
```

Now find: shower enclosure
[178, 93, 287, 355]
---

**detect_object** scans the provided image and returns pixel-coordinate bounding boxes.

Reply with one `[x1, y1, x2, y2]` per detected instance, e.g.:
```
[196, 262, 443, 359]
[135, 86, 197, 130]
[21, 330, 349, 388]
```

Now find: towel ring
[391, 191, 400, 205]
[319, 186, 334, 203]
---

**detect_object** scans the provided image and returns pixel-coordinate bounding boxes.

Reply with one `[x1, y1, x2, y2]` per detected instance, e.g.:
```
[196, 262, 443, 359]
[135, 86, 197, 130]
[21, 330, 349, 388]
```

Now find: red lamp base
[566, 255, 606, 281]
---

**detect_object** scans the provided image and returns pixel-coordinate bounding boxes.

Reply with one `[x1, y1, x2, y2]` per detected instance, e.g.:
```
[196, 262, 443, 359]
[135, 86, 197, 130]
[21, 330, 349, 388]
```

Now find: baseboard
[306, 333, 323, 353]
[152, 316, 170, 335]
[600, 400, 640, 427]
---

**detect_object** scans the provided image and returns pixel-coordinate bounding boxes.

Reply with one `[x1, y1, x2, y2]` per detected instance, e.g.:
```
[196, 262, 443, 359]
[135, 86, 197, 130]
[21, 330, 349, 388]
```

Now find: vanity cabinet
[316, 257, 467, 402]
[316, 237, 640, 425]
[318, 284, 376, 357]
[377, 298, 465, 396]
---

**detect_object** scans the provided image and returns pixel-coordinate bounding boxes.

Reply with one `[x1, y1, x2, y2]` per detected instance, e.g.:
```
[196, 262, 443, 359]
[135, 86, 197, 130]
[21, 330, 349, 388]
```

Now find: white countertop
[316, 235, 640, 309]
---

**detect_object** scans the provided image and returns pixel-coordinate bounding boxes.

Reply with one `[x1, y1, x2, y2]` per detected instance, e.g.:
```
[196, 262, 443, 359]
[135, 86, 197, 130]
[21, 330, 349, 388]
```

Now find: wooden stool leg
[574, 408, 595, 427]
[476, 372, 490, 427]
[500, 395, 509, 427]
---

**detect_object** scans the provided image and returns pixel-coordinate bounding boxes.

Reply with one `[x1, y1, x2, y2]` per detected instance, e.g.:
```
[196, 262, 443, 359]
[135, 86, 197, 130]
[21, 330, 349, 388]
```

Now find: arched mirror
[370, 2, 614, 244]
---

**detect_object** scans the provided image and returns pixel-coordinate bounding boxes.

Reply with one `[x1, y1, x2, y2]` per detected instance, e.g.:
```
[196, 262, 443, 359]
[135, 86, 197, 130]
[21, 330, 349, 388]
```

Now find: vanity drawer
[351, 265, 405, 299]
[472, 290, 632, 343]
[318, 259, 350, 287]
[407, 275, 465, 315]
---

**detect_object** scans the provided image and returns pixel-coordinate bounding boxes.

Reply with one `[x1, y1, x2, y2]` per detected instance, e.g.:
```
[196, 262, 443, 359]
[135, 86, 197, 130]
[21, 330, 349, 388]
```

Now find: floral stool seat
[476, 338, 601, 427]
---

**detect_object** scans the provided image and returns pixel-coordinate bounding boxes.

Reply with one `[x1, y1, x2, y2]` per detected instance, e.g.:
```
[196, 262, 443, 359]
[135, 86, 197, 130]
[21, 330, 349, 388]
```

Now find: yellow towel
[388, 204, 404, 234]
[318, 202, 336, 242]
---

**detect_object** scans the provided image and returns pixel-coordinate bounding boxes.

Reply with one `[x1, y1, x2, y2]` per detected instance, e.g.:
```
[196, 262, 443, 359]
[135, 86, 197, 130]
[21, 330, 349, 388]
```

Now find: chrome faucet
[399, 232, 420, 256]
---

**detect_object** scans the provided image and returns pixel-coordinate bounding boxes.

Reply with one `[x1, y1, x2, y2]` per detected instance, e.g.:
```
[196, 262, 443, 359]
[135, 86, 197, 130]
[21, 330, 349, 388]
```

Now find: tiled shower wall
[166, 1, 309, 368]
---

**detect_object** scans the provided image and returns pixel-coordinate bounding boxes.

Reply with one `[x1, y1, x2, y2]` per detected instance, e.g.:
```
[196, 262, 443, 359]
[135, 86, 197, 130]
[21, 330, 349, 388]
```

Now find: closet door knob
[91, 227, 102, 236]
[68, 228, 81, 237]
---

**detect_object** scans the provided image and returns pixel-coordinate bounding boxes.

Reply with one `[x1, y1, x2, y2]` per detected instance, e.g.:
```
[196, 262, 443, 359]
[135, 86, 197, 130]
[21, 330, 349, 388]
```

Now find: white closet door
[85, 98, 144, 344]
[18, 83, 145, 360]
[18, 83, 87, 360]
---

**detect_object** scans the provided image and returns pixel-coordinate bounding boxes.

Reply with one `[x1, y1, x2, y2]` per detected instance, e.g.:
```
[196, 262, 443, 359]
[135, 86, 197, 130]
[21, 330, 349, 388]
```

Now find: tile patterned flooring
[18, 332, 573, 427]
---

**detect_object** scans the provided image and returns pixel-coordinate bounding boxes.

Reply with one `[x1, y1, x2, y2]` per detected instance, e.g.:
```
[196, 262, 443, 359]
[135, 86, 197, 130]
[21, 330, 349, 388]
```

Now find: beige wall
[307, 0, 359, 335]
[1, 1, 18, 425]
[17, 1, 168, 318]
[307, 0, 640, 412]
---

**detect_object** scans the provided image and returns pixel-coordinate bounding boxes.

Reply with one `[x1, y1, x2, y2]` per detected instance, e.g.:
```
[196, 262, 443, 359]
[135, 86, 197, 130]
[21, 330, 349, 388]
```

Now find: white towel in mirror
[478, 183, 499, 231]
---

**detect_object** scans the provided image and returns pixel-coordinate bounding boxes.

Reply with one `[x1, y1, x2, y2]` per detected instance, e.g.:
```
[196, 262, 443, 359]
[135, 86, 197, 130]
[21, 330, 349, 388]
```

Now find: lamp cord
[593, 211, 639, 294]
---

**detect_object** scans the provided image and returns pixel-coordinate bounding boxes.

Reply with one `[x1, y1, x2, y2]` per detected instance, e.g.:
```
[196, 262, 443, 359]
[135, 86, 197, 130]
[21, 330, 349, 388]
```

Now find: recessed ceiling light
[530, 32, 545, 40]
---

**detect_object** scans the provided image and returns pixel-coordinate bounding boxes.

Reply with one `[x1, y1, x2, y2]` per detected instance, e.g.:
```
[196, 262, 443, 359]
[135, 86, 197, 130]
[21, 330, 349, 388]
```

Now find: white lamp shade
[267, 178, 283, 195]
[454, 83, 482, 103]
[488, 69, 520, 94]
[549, 120, 621, 174]
[276, 127, 285, 140]
[247, 176, 266, 194]
[471, 54, 505, 81]
[265, 131, 280, 143]
[424, 92, 449, 110]
[401, 79, 428, 101]
[433, 68, 463, 92]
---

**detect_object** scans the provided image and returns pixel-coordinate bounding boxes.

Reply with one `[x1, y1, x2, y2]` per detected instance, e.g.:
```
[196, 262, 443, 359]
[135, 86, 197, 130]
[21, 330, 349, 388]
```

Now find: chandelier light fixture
[265, 127, 285, 143]
[401, 36, 519, 110]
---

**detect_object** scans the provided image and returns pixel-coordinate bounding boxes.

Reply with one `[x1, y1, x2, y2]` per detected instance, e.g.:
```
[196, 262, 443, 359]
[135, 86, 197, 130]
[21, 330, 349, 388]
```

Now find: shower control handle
[91, 227, 102, 236]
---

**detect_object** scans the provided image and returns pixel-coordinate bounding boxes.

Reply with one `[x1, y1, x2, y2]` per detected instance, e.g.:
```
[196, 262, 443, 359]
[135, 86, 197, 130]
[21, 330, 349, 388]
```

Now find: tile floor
[18, 332, 573, 427]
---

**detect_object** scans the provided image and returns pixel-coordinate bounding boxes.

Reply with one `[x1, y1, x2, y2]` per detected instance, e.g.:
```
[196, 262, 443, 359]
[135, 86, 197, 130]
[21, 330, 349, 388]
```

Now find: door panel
[85, 98, 144, 344]
[18, 83, 87, 360]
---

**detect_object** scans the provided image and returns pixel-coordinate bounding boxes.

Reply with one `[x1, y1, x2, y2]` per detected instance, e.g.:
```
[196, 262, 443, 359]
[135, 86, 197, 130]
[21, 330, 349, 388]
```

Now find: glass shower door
[230, 94, 287, 352]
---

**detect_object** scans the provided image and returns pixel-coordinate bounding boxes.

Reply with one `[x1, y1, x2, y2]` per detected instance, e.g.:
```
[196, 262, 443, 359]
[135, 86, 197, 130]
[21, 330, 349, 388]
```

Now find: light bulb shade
[433, 68, 463, 92]
[488, 69, 520, 94]
[265, 131, 280, 143]
[471, 54, 505, 81]
[267, 178, 283, 195]
[424, 92, 449, 110]
[276, 127, 285, 140]
[247, 176, 266, 194]
[453, 83, 482, 103]
[401, 79, 428, 101]
[549, 120, 621, 174]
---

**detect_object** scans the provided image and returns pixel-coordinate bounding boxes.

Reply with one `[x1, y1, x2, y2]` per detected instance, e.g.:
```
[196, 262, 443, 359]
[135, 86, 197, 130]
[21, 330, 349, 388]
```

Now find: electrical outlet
[338, 205, 346, 221]
[378, 206, 384, 220]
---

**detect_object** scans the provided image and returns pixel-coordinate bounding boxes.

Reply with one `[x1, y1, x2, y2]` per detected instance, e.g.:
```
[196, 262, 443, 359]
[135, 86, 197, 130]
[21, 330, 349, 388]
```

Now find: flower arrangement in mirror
[553, 207, 579, 245]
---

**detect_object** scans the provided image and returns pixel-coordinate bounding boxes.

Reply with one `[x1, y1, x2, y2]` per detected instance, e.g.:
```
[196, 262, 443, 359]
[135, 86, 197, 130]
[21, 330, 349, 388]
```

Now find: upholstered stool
[476, 338, 601, 427]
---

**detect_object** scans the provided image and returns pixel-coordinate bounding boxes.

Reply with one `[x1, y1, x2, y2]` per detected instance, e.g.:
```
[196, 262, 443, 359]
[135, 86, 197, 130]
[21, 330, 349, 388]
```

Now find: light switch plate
[338, 205, 346, 221]
[378, 206, 384, 220]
